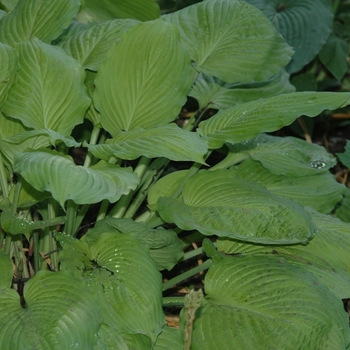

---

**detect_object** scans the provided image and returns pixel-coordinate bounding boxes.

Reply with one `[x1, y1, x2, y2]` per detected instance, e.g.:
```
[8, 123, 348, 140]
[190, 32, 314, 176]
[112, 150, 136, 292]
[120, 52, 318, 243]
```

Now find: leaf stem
[162, 259, 212, 291]
[108, 156, 152, 218]
[0, 152, 9, 197]
[65, 200, 78, 236]
[83, 126, 101, 168]
[183, 247, 203, 261]
[162, 296, 185, 307]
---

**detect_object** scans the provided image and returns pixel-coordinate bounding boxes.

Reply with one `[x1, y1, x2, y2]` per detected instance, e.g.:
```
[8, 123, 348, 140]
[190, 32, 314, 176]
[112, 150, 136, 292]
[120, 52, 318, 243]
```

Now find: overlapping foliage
[0, 0, 349, 348]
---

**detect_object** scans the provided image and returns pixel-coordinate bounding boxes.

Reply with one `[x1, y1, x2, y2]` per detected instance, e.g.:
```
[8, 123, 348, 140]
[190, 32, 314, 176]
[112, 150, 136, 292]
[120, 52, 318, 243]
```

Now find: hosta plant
[0, 0, 350, 349]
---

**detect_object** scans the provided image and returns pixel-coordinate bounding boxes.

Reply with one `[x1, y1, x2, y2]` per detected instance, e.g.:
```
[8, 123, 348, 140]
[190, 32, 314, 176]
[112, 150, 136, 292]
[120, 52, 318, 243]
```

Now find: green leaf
[226, 134, 337, 176]
[0, 251, 13, 288]
[85, 231, 164, 345]
[1, 0, 17, 11]
[148, 170, 188, 209]
[157, 169, 316, 245]
[337, 139, 350, 169]
[94, 19, 193, 136]
[198, 92, 350, 149]
[334, 187, 350, 223]
[0, 111, 50, 165]
[191, 255, 349, 349]
[244, 0, 333, 73]
[59, 19, 138, 71]
[2, 39, 90, 136]
[319, 32, 349, 81]
[3, 129, 81, 148]
[0, 270, 100, 349]
[164, 0, 293, 83]
[77, 0, 160, 22]
[154, 327, 183, 350]
[0, 0, 80, 45]
[189, 70, 295, 110]
[0, 42, 18, 107]
[14, 149, 139, 208]
[218, 209, 350, 299]
[91, 218, 184, 270]
[231, 158, 345, 213]
[87, 124, 208, 164]
[1, 211, 65, 235]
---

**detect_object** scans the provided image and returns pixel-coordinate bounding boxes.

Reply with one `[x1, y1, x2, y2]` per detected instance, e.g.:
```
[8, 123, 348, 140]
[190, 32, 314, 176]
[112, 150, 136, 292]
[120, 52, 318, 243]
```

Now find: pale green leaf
[244, 0, 333, 73]
[94, 19, 193, 136]
[226, 134, 337, 176]
[77, 0, 160, 22]
[0, 251, 12, 288]
[0, 111, 50, 165]
[189, 70, 295, 110]
[191, 255, 349, 349]
[198, 92, 350, 149]
[3, 129, 81, 148]
[2, 39, 90, 136]
[1, 211, 65, 235]
[91, 218, 184, 270]
[154, 327, 183, 350]
[14, 149, 139, 208]
[0, 271, 100, 349]
[231, 158, 345, 213]
[85, 231, 164, 345]
[164, 0, 293, 83]
[148, 170, 188, 208]
[95, 323, 129, 350]
[87, 124, 208, 164]
[157, 169, 316, 245]
[59, 19, 138, 71]
[337, 140, 350, 169]
[217, 210, 350, 299]
[0, 42, 18, 107]
[0, 0, 80, 45]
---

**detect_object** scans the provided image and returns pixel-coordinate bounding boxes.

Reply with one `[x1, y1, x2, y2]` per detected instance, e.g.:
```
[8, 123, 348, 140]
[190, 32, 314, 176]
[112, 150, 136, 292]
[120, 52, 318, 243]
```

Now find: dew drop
[309, 160, 326, 169]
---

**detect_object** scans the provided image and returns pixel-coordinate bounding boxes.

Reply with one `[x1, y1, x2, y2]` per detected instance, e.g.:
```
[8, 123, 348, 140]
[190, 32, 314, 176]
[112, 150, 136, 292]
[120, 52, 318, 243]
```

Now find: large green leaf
[1, 211, 65, 235]
[14, 149, 139, 208]
[191, 255, 349, 349]
[223, 134, 337, 176]
[218, 210, 350, 299]
[154, 327, 183, 349]
[164, 0, 293, 83]
[58, 230, 165, 346]
[244, 0, 333, 73]
[2, 39, 90, 136]
[0, 270, 100, 349]
[0, 42, 18, 107]
[198, 92, 350, 149]
[84, 231, 164, 345]
[157, 169, 316, 245]
[94, 19, 193, 136]
[189, 70, 295, 110]
[0, 111, 49, 165]
[0, 0, 80, 45]
[230, 158, 344, 213]
[59, 19, 138, 71]
[90, 218, 184, 270]
[3, 129, 81, 148]
[77, 0, 160, 22]
[87, 124, 208, 164]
